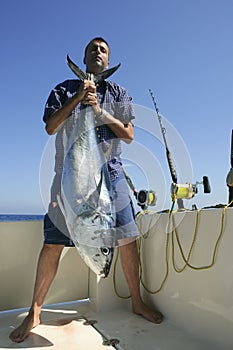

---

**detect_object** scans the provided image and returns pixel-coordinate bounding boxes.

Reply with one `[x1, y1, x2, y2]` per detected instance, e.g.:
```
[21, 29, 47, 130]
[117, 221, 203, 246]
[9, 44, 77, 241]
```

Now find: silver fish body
[58, 106, 115, 278]
[57, 57, 121, 277]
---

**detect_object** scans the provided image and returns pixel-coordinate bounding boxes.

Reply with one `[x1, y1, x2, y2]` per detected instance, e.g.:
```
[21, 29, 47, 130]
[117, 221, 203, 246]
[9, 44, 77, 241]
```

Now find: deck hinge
[102, 338, 120, 346]
[83, 319, 98, 326]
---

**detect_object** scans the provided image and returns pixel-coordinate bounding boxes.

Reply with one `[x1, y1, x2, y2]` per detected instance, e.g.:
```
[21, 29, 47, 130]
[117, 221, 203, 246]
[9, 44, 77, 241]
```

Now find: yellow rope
[137, 202, 176, 294]
[112, 201, 233, 298]
[112, 204, 174, 298]
[171, 208, 201, 272]
[138, 231, 170, 294]
[112, 247, 130, 299]
[171, 201, 233, 271]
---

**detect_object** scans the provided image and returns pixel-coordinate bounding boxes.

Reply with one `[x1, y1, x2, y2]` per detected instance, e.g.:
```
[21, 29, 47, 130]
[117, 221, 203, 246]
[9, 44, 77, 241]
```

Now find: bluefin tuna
[57, 56, 121, 278]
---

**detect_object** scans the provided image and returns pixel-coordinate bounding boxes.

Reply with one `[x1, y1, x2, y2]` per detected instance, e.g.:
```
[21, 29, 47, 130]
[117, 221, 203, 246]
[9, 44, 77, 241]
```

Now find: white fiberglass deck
[0, 300, 222, 350]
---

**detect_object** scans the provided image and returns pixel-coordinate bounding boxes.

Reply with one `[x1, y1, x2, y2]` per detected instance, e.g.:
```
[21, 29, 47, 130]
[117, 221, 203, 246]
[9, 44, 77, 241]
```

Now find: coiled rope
[113, 201, 233, 298]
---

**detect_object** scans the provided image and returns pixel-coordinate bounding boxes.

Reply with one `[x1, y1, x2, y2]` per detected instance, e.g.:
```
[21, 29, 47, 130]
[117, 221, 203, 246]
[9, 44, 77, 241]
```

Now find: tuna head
[68, 205, 116, 278]
[77, 244, 114, 278]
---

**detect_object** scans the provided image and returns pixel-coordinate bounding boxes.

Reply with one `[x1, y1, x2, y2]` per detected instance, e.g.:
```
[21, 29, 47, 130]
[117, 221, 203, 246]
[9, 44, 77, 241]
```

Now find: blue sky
[1, 0, 233, 214]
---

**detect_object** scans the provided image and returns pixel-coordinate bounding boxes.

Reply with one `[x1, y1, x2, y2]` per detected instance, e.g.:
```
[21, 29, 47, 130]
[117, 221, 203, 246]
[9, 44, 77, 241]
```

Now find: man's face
[84, 40, 110, 74]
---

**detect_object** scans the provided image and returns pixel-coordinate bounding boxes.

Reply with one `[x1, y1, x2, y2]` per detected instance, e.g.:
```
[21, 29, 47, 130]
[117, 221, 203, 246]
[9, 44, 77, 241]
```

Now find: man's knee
[42, 243, 65, 256]
[118, 237, 136, 247]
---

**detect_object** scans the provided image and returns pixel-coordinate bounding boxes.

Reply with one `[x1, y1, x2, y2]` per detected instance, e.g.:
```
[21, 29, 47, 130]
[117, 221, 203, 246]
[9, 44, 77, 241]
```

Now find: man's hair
[84, 37, 110, 59]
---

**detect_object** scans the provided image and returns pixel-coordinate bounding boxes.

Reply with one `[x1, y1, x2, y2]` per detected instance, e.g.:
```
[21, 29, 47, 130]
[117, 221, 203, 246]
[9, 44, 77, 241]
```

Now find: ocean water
[0, 214, 44, 222]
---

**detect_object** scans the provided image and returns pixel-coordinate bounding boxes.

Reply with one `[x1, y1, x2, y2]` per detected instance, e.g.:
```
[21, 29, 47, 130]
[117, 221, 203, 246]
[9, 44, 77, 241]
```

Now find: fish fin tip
[66, 55, 87, 81]
[95, 63, 121, 83]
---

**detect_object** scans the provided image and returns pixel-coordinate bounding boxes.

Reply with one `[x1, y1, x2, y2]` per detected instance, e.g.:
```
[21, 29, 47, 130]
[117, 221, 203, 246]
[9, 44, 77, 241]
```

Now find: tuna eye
[101, 247, 110, 256]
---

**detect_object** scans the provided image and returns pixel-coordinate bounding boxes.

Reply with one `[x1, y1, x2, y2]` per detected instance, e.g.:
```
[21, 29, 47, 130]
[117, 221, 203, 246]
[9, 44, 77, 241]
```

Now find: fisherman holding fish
[10, 37, 163, 343]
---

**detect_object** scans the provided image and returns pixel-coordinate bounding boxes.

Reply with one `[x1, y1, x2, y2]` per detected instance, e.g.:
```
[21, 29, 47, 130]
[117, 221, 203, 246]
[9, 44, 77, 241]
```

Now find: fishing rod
[149, 89, 211, 209]
[149, 89, 184, 208]
[226, 129, 233, 206]
[149, 89, 178, 184]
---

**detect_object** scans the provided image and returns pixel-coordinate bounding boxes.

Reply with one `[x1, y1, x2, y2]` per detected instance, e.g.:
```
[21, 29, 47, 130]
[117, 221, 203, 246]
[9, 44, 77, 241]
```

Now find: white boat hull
[0, 207, 233, 348]
[137, 207, 233, 348]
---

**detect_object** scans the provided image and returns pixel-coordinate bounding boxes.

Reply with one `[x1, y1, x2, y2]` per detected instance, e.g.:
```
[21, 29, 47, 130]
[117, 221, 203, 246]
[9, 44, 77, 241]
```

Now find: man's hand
[77, 80, 95, 100]
[81, 80, 102, 116]
[77, 80, 134, 143]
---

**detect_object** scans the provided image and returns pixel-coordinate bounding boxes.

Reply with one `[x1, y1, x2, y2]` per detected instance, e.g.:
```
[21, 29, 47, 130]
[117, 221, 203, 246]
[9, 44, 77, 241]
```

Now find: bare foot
[9, 313, 40, 343]
[133, 301, 163, 324]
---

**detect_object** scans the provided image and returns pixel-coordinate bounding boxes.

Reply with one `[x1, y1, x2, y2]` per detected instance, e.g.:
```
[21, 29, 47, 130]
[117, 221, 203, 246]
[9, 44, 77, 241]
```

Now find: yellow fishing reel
[136, 190, 157, 209]
[170, 176, 211, 201]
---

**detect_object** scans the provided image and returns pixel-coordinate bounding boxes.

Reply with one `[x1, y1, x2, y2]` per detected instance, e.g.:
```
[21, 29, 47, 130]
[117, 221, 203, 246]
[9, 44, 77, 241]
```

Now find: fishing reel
[136, 190, 157, 208]
[170, 176, 211, 201]
[123, 168, 157, 210]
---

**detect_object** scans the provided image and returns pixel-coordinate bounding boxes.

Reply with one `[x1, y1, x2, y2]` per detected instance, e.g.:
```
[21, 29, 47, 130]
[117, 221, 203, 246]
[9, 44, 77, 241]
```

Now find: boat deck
[0, 300, 222, 350]
[1, 209, 233, 349]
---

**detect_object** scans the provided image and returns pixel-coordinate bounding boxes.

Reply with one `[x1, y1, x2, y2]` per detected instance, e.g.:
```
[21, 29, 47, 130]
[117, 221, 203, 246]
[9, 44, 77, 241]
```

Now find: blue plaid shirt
[43, 79, 135, 202]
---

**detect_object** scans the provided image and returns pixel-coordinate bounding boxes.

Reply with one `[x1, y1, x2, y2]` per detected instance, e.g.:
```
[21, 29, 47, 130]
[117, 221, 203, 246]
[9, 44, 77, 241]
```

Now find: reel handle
[228, 186, 233, 206]
[228, 130, 233, 206]
[203, 176, 211, 193]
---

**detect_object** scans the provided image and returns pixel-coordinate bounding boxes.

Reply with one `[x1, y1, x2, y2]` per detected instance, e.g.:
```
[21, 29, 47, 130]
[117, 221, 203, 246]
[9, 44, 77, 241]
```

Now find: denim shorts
[44, 171, 139, 247]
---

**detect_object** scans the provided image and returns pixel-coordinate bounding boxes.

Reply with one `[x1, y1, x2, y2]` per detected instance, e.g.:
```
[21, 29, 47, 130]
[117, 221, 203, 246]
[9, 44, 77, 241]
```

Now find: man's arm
[83, 87, 134, 144]
[98, 111, 134, 144]
[45, 80, 96, 135]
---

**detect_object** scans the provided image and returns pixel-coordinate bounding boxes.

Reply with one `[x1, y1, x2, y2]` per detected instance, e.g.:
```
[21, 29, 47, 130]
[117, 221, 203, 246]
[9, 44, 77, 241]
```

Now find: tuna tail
[94, 63, 121, 83]
[66, 55, 88, 81]
[66, 55, 121, 83]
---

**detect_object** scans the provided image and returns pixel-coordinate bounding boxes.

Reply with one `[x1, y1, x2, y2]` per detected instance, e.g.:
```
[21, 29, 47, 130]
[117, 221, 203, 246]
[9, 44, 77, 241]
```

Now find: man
[10, 37, 163, 343]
